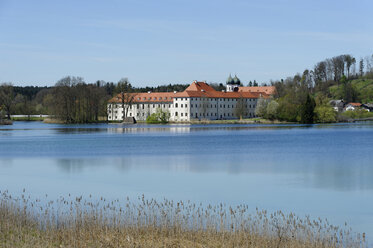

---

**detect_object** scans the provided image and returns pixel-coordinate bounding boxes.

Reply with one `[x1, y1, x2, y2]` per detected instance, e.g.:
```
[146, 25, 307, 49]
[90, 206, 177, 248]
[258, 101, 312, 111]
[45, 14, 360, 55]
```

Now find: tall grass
[0, 190, 366, 248]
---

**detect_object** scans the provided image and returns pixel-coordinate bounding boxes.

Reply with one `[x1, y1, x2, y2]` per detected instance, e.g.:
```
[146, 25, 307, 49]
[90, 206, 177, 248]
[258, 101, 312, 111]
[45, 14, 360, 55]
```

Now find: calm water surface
[1, 121, 373, 238]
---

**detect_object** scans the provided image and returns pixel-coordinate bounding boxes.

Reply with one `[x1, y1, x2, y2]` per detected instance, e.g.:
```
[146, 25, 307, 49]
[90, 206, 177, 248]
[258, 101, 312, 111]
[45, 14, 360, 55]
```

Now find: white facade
[108, 96, 258, 122]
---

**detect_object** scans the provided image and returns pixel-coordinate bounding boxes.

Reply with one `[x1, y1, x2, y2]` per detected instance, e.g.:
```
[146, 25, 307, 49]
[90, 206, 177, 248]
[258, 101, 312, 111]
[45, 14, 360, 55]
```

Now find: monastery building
[107, 75, 275, 122]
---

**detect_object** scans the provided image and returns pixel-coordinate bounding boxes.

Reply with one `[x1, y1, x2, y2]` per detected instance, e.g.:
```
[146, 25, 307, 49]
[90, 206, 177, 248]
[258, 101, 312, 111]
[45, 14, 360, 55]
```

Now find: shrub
[146, 108, 170, 124]
[314, 105, 337, 123]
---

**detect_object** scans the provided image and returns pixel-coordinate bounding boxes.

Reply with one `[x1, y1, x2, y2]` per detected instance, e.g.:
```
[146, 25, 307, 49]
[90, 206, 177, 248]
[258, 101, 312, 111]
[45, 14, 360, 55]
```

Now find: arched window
[175, 112, 178, 116]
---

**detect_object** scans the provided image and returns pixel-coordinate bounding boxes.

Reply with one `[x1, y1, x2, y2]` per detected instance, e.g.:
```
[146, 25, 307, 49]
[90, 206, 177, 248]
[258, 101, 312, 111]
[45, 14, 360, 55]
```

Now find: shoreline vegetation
[0, 190, 366, 248]
[6, 116, 373, 125]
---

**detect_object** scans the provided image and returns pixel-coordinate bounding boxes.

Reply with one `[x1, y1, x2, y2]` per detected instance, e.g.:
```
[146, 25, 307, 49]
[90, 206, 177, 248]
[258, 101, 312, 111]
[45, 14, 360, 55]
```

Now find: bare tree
[234, 96, 246, 120]
[344, 54, 356, 79]
[359, 59, 364, 77]
[198, 96, 209, 119]
[115, 78, 136, 120]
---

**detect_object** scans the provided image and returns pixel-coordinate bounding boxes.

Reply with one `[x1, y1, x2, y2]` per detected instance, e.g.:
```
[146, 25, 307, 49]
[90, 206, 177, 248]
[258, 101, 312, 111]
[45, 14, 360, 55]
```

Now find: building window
[153, 104, 155, 108]
[130, 113, 132, 116]
[175, 103, 178, 108]
[181, 113, 183, 117]
[185, 104, 187, 108]
[175, 112, 178, 116]
[137, 113, 139, 116]
[181, 104, 183, 108]
[185, 113, 188, 116]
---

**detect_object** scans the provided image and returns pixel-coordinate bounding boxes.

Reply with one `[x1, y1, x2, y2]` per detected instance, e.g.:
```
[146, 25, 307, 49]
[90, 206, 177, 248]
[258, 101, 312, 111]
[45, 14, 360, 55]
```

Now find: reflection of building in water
[108, 126, 191, 134]
[107, 77, 275, 122]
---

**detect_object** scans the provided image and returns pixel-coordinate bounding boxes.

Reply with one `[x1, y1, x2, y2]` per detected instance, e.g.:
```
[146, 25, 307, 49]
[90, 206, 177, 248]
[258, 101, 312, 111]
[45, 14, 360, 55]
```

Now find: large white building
[107, 77, 275, 122]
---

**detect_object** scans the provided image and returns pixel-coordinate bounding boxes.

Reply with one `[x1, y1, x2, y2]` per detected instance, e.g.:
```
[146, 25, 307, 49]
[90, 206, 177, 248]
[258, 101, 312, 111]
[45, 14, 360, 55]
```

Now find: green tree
[146, 108, 170, 124]
[300, 94, 316, 124]
[0, 83, 15, 120]
[266, 100, 279, 120]
[255, 98, 269, 117]
[314, 106, 336, 123]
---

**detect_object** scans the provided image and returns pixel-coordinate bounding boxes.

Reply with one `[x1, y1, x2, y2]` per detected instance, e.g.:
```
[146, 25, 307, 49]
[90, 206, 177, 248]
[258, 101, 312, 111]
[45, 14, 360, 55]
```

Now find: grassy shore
[11, 116, 45, 121]
[0, 190, 366, 248]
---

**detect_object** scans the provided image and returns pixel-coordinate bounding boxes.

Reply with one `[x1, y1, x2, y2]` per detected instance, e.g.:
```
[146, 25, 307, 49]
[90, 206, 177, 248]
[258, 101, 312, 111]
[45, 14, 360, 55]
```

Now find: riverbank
[0, 191, 365, 248]
[0, 119, 12, 125]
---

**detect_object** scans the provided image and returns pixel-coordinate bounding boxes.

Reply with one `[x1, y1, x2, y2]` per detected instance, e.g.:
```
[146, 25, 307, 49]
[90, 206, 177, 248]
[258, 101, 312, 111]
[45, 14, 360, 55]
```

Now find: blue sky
[0, 0, 372, 86]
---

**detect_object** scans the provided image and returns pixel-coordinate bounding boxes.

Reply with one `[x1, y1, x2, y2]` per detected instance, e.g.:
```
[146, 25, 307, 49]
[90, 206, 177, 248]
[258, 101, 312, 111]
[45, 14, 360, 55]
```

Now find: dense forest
[1, 53, 373, 123]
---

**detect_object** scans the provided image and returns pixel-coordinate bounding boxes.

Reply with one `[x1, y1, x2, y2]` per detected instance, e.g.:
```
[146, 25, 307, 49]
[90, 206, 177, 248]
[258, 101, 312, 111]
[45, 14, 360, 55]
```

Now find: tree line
[257, 54, 373, 123]
[2, 53, 373, 123]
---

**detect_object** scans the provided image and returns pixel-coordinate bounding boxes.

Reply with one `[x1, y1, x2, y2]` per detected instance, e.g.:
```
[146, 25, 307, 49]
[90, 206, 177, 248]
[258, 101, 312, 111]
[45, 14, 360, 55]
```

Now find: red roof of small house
[348, 103, 362, 107]
[108, 81, 270, 103]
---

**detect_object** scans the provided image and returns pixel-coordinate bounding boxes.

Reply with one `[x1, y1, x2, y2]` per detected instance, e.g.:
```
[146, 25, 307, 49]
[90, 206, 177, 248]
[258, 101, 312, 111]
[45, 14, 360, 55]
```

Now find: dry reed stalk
[0, 190, 367, 248]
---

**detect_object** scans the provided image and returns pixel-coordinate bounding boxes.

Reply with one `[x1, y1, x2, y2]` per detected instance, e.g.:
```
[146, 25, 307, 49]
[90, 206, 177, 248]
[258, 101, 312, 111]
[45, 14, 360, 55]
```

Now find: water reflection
[40, 155, 373, 191]
[1, 121, 373, 238]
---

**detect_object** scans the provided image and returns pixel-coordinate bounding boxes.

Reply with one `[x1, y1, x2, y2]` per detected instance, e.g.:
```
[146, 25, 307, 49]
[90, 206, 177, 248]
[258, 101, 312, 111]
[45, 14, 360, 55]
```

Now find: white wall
[107, 97, 258, 122]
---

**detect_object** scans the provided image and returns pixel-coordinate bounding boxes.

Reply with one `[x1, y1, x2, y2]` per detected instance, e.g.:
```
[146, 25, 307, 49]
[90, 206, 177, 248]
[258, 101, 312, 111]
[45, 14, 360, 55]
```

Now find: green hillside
[329, 78, 373, 103]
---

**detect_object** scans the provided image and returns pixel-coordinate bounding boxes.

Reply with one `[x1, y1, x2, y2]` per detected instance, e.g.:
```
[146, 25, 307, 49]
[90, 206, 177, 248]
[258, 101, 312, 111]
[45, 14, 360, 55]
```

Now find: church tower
[226, 74, 241, 92]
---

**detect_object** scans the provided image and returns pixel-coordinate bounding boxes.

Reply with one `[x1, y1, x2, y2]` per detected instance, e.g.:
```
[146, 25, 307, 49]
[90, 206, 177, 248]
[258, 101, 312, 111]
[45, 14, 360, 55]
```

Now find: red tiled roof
[109, 81, 270, 103]
[108, 92, 183, 103]
[348, 102, 362, 107]
[238, 86, 276, 95]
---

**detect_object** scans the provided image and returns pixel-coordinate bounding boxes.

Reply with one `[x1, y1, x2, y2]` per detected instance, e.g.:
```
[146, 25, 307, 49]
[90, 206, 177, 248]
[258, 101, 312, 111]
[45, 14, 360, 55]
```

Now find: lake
[1, 121, 373, 239]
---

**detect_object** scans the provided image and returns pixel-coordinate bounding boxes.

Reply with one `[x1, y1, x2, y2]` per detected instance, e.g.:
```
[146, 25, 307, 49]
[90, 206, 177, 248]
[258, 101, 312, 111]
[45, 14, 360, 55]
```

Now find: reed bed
[0, 190, 367, 248]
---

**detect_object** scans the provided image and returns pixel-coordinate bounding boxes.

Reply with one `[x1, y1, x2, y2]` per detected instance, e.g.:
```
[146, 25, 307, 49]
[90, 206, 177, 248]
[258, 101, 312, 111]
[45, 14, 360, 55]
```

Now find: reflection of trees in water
[56, 158, 133, 173]
[55, 128, 106, 134]
[55, 155, 373, 191]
